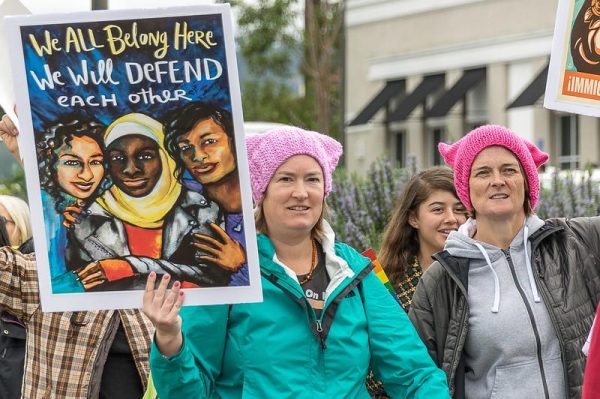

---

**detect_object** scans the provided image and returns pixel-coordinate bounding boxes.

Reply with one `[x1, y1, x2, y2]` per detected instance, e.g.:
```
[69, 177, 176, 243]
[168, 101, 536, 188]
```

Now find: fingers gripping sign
[192, 223, 246, 272]
[142, 272, 185, 357]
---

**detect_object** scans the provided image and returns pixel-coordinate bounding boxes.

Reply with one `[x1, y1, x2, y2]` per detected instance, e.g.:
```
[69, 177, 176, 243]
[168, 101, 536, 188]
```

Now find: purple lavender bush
[330, 161, 599, 251]
[536, 168, 600, 219]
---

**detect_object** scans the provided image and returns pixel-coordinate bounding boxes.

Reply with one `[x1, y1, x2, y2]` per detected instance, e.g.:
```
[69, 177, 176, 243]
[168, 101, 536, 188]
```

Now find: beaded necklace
[298, 239, 318, 285]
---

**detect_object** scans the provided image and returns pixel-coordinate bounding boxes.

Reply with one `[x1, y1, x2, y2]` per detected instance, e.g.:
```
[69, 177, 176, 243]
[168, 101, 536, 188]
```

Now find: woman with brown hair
[368, 167, 467, 398]
[379, 167, 467, 309]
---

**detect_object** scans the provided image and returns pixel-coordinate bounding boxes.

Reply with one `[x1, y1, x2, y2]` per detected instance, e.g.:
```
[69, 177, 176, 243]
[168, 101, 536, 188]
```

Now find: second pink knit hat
[438, 124, 549, 210]
[245, 126, 343, 204]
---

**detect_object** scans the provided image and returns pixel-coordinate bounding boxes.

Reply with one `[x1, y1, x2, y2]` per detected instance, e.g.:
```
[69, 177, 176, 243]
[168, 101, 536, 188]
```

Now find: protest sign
[5, 4, 262, 311]
[546, 0, 600, 116]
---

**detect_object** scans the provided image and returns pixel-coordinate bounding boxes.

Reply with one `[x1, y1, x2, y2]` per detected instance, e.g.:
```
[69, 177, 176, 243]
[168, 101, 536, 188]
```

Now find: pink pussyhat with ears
[438, 124, 549, 210]
[245, 126, 343, 204]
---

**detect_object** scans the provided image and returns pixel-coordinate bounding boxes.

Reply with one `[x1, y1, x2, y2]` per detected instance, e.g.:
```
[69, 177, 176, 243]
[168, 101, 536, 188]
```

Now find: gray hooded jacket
[445, 216, 564, 398]
[409, 216, 600, 399]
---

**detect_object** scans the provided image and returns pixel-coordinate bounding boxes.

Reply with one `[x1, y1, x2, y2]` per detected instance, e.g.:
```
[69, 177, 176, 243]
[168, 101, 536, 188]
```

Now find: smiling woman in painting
[68, 112, 243, 290]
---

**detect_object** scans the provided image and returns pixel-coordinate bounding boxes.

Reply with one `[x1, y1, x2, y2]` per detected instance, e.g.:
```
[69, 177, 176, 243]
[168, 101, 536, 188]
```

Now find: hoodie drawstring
[474, 242, 501, 313]
[523, 224, 541, 303]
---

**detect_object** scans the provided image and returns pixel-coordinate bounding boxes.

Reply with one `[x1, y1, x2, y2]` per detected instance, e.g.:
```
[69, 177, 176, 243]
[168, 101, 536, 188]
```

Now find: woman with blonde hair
[0, 195, 31, 247]
[142, 126, 450, 398]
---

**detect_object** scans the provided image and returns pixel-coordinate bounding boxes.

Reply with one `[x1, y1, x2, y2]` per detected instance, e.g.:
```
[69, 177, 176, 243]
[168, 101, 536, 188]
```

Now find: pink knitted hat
[438, 124, 548, 210]
[245, 126, 343, 203]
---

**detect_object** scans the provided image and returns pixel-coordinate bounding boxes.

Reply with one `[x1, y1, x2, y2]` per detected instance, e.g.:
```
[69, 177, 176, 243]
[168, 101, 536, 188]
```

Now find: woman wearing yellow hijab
[67, 113, 241, 290]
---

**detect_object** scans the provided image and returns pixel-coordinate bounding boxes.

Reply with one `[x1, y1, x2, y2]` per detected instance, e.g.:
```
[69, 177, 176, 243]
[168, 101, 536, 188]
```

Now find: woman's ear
[408, 212, 419, 229]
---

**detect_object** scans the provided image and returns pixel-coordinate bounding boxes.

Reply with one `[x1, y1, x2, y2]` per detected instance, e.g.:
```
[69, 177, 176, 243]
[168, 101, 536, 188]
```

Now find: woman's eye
[139, 152, 156, 160]
[431, 208, 443, 213]
[90, 159, 103, 166]
[110, 155, 124, 162]
[179, 144, 192, 153]
[308, 177, 321, 183]
[279, 176, 292, 182]
[202, 138, 217, 146]
[63, 160, 80, 167]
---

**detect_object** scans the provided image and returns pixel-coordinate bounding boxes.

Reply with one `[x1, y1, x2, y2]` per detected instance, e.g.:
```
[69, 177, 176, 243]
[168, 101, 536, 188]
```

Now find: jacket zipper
[263, 273, 327, 348]
[503, 249, 550, 399]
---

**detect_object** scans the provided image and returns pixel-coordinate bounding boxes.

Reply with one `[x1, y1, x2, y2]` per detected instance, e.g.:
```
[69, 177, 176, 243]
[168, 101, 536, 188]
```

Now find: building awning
[388, 74, 445, 122]
[506, 65, 549, 109]
[348, 80, 405, 126]
[426, 68, 486, 118]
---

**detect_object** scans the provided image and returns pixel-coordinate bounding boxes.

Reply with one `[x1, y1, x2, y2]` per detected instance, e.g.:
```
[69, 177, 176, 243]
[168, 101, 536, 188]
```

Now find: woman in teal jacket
[142, 126, 450, 398]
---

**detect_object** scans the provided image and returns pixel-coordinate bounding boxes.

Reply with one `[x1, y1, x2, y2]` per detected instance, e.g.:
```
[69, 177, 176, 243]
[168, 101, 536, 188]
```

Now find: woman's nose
[78, 163, 93, 181]
[123, 159, 141, 175]
[291, 183, 308, 199]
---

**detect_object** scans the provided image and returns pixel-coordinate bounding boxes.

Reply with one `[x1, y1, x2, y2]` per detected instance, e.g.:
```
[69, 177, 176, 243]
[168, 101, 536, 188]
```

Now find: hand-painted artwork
[546, 0, 600, 116]
[6, 5, 262, 311]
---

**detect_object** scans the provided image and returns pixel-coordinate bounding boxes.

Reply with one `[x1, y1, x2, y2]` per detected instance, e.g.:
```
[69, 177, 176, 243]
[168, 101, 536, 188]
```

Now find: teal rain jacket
[150, 222, 449, 398]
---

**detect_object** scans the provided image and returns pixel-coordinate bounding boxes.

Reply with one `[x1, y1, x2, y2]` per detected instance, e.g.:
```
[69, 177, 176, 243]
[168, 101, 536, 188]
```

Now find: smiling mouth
[489, 194, 509, 199]
[288, 206, 310, 211]
[122, 179, 148, 188]
[73, 181, 94, 191]
[193, 163, 217, 174]
[438, 229, 456, 236]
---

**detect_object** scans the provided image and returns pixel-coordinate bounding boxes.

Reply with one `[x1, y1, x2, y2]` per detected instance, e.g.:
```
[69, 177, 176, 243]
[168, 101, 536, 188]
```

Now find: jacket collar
[257, 220, 364, 301]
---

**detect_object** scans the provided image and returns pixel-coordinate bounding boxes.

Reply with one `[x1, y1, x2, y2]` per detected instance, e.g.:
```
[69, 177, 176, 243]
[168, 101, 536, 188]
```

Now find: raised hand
[192, 223, 246, 272]
[0, 114, 20, 162]
[142, 272, 184, 357]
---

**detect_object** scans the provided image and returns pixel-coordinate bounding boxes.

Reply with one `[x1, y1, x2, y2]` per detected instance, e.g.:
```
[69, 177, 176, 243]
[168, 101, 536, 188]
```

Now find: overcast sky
[20, 0, 217, 14]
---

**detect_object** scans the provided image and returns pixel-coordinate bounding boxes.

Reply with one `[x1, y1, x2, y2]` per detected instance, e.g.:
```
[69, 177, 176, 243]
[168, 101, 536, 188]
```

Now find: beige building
[345, 0, 600, 174]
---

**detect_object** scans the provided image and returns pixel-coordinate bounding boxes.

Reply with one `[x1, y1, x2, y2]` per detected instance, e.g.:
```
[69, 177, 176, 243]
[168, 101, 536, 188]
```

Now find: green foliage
[240, 79, 313, 127]
[328, 159, 412, 251]
[232, 0, 301, 78]
[0, 168, 27, 199]
[223, 0, 342, 137]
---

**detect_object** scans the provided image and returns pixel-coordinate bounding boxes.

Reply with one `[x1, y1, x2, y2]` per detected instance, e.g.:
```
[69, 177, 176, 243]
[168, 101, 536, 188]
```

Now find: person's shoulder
[421, 260, 446, 282]
[333, 241, 370, 268]
[0, 246, 35, 264]
[544, 216, 600, 236]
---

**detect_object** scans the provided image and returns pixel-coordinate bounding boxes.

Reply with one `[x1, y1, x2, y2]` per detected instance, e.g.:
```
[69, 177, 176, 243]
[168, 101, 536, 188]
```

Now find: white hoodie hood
[444, 215, 545, 312]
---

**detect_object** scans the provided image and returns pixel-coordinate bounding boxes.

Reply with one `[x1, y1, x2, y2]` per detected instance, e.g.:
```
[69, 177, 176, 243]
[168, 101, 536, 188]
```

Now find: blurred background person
[368, 167, 467, 397]
[0, 195, 31, 249]
[0, 194, 31, 399]
[380, 167, 467, 309]
[0, 115, 155, 399]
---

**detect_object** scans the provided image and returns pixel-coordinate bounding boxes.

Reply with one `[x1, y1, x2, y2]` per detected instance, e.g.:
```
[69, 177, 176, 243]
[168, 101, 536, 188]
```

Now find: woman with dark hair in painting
[70, 112, 244, 291]
[38, 117, 107, 211]
[162, 101, 248, 286]
[36, 115, 108, 279]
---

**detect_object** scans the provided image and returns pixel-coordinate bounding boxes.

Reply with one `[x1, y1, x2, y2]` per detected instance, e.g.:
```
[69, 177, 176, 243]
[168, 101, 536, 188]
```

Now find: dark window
[432, 127, 446, 165]
[394, 130, 406, 167]
[556, 115, 579, 170]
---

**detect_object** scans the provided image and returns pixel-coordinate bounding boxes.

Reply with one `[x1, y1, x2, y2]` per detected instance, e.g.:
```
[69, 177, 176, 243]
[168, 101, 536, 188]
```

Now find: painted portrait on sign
[546, 0, 600, 115]
[6, 5, 260, 311]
